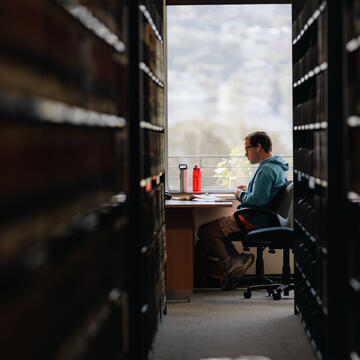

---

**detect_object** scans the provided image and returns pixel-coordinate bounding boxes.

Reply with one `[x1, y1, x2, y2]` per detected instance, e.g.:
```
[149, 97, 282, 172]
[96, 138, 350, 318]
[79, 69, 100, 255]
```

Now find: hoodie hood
[259, 155, 289, 171]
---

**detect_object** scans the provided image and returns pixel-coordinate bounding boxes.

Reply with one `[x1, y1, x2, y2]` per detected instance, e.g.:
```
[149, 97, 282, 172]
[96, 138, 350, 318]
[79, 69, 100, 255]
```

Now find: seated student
[198, 131, 289, 285]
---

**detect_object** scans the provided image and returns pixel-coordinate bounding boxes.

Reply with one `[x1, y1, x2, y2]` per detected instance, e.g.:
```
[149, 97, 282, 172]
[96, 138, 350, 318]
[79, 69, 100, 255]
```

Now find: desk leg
[165, 208, 194, 300]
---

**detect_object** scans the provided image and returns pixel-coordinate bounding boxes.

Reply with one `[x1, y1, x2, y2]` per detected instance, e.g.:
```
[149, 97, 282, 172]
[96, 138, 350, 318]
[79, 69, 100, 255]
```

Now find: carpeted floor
[151, 290, 317, 360]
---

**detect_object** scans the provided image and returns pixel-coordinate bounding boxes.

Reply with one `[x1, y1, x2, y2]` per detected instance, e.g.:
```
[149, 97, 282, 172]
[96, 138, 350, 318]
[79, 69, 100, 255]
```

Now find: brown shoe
[227, 253, 255, 278]
[238, 252, 255, 271]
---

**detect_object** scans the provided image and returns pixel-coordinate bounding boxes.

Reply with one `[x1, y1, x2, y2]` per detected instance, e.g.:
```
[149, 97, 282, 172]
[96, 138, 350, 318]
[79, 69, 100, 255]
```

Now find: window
[167, 4, 293, 192]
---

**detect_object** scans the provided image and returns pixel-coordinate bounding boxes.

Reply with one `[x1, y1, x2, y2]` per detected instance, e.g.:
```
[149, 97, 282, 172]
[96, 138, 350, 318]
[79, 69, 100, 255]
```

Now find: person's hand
[235, 185, 246, 200]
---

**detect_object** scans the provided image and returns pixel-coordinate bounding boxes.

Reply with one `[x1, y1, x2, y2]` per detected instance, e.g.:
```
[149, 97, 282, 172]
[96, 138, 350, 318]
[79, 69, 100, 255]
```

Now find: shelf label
[309, 177, 316, 189]
[349, 277, 360, 292]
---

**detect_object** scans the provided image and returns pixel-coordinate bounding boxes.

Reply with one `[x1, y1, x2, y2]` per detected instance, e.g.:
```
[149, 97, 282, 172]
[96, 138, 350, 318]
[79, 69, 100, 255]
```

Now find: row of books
[316, 72, 328, 124]
[347, 240, 360, 357]
[294, 71, 328, 126]
[54, 288, 129, 360]
[294, 98, 317, 126]
[347, 311, 360, 360]
[142, 183, 166, 244]
[294, 193, 328, 246]
[294, 235, 317, 288]
[142, 17, 164, 83]
[293, 8, 328, 80]
[0, 58, 125, 118]
[0, 1, 127, 115]
[295, 278, 328, 358]
[345, 0, 360, 41]
[75, 0, 127, 43]
[140, 0, 164, 40]
[294, 234, 328, 310]
[0, 207, 129, 358]
[140, 226, 166, 356]
[292, 0, 323, 41]
[142, 129, 165, 180]
[317, 6, 328, 65]
[349, 128, 360, 195]
[0, 120, 127, 222]
[293, 45, 319, 83]
[347, 83, 360, 117]
[348, 241, 360, 295]
[294, 133, 328, 181]
[141, 73, 165, 126]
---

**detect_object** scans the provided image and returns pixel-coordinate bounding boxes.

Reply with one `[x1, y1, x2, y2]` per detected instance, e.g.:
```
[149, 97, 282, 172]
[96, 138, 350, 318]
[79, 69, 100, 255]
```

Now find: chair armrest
[243, 227, 294, 248]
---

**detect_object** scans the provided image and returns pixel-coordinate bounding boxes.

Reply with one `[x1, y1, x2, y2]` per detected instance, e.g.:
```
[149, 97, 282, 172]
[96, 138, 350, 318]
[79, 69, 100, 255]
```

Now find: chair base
[221, 274, 277, 291]
[243, 282, 294, 300]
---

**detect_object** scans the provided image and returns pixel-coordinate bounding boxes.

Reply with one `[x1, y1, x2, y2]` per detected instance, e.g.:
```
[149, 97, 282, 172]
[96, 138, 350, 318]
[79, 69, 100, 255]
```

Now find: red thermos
[192, 165, 201, 193]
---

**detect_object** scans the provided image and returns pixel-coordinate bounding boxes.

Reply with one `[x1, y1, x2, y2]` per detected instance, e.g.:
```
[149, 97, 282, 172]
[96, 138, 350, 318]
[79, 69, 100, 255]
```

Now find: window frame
[165, 0, 292, 193]
[167, 1, 290, 5]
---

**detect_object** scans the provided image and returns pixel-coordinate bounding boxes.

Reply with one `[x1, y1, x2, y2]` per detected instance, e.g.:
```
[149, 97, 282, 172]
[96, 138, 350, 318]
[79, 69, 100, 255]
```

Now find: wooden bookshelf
[343, 2, 360, 359]
[0, 0, 166, 359]
[128, 0, 166, 359]
[292, 1, 346, 359]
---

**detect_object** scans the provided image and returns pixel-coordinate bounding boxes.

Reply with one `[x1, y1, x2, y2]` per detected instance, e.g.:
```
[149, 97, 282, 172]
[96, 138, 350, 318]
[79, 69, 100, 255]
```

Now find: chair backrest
[268, 180, 292, 212]
[277, 181, 293, 228]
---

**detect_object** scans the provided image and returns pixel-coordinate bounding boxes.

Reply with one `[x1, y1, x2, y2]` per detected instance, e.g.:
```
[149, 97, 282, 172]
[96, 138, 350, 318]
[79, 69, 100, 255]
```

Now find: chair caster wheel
[273, 292, 281, 300]
[243, 291, 252, 299]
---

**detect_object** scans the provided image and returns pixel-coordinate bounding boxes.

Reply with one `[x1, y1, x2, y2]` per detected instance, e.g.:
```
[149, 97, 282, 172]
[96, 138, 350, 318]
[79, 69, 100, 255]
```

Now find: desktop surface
[165, 199, 233, 208]
[166, 193, 234, 208]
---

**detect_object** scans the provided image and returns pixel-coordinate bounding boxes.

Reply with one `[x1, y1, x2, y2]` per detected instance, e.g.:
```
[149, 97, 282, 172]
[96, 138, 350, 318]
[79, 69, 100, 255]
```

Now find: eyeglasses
[244, 145, 254, 153]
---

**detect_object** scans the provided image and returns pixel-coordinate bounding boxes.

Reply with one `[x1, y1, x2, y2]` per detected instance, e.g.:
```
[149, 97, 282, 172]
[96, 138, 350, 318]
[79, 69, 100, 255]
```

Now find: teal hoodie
[236, 155, 289, 228]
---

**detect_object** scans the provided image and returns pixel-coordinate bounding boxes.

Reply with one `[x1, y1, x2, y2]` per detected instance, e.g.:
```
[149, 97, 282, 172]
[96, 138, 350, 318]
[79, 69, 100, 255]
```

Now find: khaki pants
[197, 214, 243, 261]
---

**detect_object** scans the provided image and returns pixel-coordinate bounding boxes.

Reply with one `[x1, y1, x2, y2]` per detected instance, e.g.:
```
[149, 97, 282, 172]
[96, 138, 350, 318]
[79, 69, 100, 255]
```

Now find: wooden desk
[165, 199, 233, 300]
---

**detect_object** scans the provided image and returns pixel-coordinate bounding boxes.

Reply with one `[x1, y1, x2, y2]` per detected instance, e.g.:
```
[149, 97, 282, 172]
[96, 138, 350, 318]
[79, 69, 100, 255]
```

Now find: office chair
[226, 181, 294, 300]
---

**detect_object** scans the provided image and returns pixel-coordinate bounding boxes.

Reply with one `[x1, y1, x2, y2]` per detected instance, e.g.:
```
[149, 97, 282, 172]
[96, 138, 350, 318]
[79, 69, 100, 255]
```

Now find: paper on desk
[170, 194, 235, 202]
[192, 195, 218, 202]
[192, 194, 234, 202]
[213, 193, 236, 201]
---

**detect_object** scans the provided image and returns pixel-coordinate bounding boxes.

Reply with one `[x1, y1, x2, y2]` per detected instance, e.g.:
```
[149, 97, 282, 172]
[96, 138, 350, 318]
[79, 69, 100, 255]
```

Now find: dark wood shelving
[293, 169, 328, 189]
[294, 122, 328, 131]
[294, 219, 317, 244]
[140, 61, 165, 87]
[295, 261, 324, 310]
[349, 277, 360, 294]
[293, 62, 328, 87]
[139, 3, 163, 43]
[0, 90, 126, 128]
[347, 116, 360, 127]
[0, 0, 166, 359]
[293, 1, 347, 359]
[293, 1, 327, 46]
[56, 0, 127, 53]
[295, 304, 325, 360]
[344, 2, 360, 356]
[140, 121, 165, 132]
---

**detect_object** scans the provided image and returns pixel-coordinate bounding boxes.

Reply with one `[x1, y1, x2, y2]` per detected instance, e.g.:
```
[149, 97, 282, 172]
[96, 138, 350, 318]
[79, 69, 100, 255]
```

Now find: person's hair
[245, 131, 272, 153]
